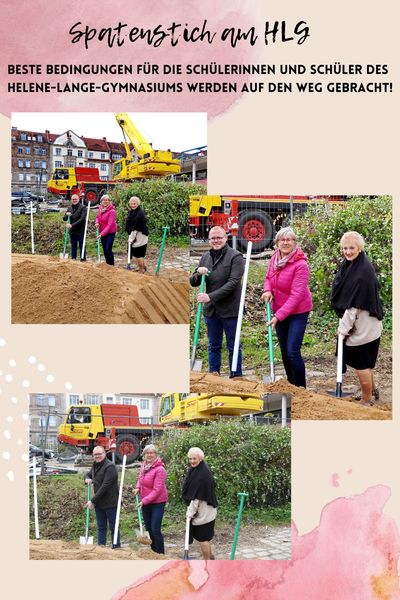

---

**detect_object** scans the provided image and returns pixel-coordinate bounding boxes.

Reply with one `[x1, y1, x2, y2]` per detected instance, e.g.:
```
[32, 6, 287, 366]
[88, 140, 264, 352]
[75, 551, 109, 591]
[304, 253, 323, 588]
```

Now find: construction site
[29, 392, 291, 561]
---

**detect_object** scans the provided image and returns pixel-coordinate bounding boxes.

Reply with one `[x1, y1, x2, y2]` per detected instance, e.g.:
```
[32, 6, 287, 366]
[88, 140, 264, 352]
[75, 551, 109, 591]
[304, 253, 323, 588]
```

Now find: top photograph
[11, 111, 207, 324]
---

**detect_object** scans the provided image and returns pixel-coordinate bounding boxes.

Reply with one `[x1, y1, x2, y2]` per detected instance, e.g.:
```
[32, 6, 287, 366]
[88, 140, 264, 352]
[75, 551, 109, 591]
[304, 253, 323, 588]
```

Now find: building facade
[29, 393, 67, 449]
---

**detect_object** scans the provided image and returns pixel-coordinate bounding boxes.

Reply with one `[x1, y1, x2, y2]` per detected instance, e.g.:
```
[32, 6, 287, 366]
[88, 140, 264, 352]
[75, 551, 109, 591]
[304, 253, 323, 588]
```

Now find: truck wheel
[237, 210, 274, 253]
[115, 434, 140, 464]
[83, 188, 99, 206]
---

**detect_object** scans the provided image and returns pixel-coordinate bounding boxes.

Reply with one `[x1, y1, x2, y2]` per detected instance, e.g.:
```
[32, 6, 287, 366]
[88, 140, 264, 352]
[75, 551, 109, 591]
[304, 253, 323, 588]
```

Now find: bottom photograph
[29, 391, 291, 561]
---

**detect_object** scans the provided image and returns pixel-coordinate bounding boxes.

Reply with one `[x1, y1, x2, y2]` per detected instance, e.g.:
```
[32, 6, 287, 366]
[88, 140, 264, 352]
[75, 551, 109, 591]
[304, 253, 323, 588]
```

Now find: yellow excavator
[112, 112, 181, 181]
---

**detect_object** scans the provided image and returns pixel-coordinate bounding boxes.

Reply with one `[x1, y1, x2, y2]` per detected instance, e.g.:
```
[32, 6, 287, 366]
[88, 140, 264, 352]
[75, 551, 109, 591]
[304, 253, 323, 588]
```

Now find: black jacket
[190, 244, 244, 318]
[63, 202, 87, 236]
[85, 457, 119, 509]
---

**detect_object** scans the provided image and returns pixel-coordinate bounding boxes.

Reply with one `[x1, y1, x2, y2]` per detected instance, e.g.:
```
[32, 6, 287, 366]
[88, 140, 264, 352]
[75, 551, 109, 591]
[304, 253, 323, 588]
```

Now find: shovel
[155, 225, 169, 275]
[96, 227, 101, 263]
[60, 216, 70, 259]
[183, 516, 191, 560]
[80, 483, 94, 545]
[135, 494, 151, 545]
[328, 326, 351, 398]
[190, 273, 206, 371]
[263, 301, 276, 383]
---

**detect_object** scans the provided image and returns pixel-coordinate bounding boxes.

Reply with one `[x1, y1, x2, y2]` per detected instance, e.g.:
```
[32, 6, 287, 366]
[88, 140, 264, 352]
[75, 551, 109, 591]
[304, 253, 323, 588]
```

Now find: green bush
[158, 421, 291, 509]
[112, 179, 206, 241]
[293, 196, 392, 316]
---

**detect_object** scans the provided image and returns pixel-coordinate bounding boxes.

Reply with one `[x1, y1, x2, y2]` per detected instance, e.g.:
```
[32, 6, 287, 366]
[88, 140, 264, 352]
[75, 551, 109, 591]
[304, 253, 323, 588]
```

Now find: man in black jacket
[62, 194, 87, 260]
[190, 226, 244, 377]
[85, 446, 120, 548]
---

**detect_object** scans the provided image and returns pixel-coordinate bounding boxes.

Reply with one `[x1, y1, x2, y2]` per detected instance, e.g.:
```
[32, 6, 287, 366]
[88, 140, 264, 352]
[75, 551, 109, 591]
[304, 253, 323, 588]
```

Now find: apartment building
[29, 393, 67, 449]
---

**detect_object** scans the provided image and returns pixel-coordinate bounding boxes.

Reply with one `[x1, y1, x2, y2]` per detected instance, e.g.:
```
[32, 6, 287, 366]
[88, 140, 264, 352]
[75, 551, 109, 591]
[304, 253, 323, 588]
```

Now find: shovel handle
[135, 493, 144, 535]
[191, 274, 206, 358]
[63, 216, 70, 255]
[266, 302, 275, 363]
[85, 483, 91, 531]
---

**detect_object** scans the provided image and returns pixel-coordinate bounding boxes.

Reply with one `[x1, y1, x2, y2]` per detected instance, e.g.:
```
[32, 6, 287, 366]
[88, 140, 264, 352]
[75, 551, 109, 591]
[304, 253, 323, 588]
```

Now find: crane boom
[113, 113, 181, 181]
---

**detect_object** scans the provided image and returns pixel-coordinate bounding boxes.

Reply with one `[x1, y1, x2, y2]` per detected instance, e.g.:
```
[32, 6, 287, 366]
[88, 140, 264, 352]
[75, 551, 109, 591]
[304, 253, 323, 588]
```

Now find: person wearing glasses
[262, 227, 313, 388]
[190, 226, 245, 377]
[84, 446, 121, 548]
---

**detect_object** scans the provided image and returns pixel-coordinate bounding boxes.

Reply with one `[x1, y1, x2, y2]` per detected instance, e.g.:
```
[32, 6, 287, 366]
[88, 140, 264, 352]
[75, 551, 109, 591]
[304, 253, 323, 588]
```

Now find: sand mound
[12, 255, 188, 324]
[30, 539, 165, 560]
[190, 372, 391, 420]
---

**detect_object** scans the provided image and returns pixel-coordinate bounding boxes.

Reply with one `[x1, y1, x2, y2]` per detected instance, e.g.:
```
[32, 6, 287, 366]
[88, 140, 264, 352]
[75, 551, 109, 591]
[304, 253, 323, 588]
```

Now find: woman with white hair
[261, 226, 313, 388]
[96, 194, 117, 265]
[331, 231, 383, 406]
[125, 196, 149, 273]
[182, 447, 218, 560]
[134, 444, 168, 554]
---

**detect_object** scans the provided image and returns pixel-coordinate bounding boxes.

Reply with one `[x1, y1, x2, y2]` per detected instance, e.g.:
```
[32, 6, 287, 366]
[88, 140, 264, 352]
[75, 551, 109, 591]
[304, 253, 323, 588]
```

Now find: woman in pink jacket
[262, 227, 313, 388]
[96, 194, 117, 265]
[134, 444, 168, 554]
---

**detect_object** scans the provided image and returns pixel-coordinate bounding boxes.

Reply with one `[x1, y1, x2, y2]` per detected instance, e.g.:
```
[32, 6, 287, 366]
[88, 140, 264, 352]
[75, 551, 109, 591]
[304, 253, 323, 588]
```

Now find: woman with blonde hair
[125, 196, 149, 273]
[262, 226, 313, 388]
[331, 231, 383, 406]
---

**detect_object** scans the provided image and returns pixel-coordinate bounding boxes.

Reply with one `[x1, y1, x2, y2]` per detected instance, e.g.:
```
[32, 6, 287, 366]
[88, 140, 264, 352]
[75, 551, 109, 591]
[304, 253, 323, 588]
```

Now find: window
[25, 160, 30, 168]
[26, 174, 31, 182]
[36, 395, 45, 406]
[67, 149, 73, 156]
[78, 150, 83, 157]
[78, 162, 84, 166]
[86, 394, 100, 405]
[140, 417, 152, 424]
[41, 148, 46, 156]
[42, 174, 47, 182]
[17, 146, 23, 154]
[67, 407, 91, 424]
[55, 161, 62, 168]
[88, 152, 93, 158]
[55, 147, 61, 156]
[69, 394, 80, 405]
[34, 147, 40, 155]
[49, 416, 57, 427]
[48, 395, 56, 407]
[100, 164, 107, 171]
[101, 153, 105, 159]
[140, 399, 149, 410]
[67, 161, 74, 168]
[21, 132, 27, 141]
[34, 161, 40, 169]
[122, 398, 132, 405]
[89, 163, 95, 168]
[18, 173, 24, 181]
[18, 159, 23, 168]
[25, 147, 31, 154]
[42, 161, 46, 168]
[37, 134, 43, 142]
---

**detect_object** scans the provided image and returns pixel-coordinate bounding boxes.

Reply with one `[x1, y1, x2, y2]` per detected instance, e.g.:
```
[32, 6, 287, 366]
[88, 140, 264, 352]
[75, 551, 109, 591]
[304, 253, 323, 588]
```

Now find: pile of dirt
[30, 539, 165, 560]
[190, 372, 391, 420]
[12, 254, 188, 324]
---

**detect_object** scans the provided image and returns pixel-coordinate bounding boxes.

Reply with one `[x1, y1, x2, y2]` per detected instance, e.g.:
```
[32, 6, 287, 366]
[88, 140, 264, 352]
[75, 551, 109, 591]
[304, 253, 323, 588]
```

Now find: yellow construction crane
[112, 112, 181, 181]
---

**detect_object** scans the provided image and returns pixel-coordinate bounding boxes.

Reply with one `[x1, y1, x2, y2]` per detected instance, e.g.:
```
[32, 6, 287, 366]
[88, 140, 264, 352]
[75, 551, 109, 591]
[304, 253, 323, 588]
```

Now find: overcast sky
[12, 112, 207, 152]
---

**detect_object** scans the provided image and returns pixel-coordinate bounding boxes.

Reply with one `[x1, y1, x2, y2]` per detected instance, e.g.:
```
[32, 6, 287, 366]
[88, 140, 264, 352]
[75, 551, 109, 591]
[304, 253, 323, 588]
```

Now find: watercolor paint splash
[1, 0, 258, 117]
[112, 486, 400, 600]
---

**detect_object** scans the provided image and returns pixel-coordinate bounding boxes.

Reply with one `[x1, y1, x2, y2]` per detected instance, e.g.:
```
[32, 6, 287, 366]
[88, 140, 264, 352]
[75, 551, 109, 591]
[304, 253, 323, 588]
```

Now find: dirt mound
[12, 255, 188, 324]
[190, 372, 391, 420]
[30, 539, 165, 560]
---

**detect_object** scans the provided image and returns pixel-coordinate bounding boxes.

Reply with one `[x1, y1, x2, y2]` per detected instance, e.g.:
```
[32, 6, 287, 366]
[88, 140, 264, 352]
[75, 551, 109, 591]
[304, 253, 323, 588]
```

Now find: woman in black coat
[182, 447, 218, 560]
[125, 196, 149, 273]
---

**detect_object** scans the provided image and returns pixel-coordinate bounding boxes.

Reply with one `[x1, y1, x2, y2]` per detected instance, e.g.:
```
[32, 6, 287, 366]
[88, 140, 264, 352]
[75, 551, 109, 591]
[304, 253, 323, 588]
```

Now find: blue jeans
[141, 502, 166, 554]
[204, 315, 242, 377]
[69, 232, 86, 260]
[275, 312, 309, 388]
[101, 232, 115, 265]
[94, 506, 120, 548]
